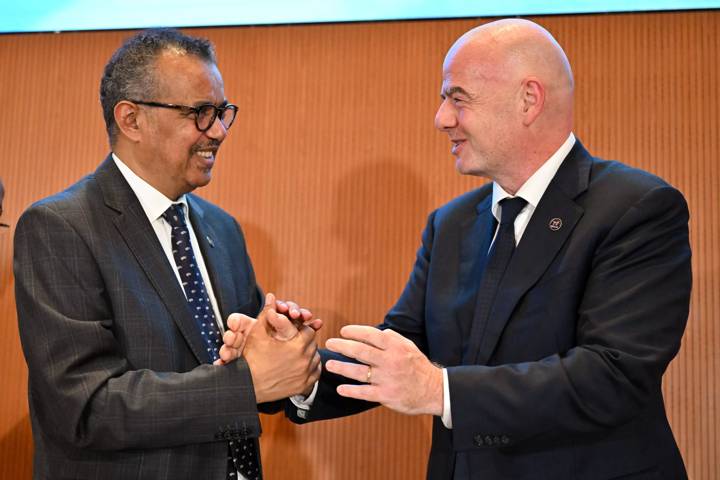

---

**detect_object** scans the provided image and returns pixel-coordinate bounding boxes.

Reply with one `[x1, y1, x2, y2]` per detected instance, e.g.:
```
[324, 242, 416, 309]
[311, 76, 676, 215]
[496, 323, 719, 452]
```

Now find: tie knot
[162, 203, 186, 227]
[499, 197, 527, 225]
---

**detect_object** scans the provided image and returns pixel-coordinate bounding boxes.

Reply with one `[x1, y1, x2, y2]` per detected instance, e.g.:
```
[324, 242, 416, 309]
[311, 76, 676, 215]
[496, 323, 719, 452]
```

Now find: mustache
[191, 140, 221, 154]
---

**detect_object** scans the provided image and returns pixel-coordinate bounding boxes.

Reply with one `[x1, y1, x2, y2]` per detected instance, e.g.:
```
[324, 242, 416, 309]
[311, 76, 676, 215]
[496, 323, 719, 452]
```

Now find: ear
[114, 101, 143, 142]
[520, 77, 545, 126]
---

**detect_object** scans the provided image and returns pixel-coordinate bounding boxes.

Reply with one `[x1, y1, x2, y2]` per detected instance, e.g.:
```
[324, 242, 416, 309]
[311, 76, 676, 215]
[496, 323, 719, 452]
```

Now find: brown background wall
[0, 10, 717, 479]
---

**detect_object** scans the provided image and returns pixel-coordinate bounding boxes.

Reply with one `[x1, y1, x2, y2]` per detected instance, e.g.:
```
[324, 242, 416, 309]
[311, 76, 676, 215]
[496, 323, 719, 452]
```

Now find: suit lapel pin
[548, 218, 563, 231]
[206, 236, 215, 248]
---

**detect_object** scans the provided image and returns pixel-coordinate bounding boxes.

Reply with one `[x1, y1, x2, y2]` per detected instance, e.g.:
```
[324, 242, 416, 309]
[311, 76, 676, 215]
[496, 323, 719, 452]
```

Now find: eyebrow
[441, 86, 473, 100]
[192, 99, 229, 107]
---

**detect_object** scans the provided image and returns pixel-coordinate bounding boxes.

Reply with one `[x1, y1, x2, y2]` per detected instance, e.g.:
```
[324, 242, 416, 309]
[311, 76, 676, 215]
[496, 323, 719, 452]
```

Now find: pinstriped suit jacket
[14, 156, 266, 479]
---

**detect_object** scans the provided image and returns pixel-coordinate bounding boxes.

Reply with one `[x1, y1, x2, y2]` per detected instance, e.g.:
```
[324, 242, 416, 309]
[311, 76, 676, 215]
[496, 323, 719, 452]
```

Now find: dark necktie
[162, 204, 260, 480]
[464, 197, 527, 363]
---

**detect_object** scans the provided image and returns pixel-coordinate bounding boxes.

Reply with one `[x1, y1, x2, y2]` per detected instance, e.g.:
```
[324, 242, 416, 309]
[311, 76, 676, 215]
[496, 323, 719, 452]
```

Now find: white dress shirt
[112, 153, 225, 335]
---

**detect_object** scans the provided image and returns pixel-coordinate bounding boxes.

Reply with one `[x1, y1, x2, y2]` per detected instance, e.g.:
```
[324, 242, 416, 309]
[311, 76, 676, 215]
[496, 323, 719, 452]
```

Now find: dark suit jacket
[289, 141, 691, 480]
[14, 156, 268, 479]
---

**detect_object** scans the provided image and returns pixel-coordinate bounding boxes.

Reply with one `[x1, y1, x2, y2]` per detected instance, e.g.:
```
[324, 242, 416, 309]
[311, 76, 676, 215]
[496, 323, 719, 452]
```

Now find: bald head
[447, 19, 573, 94]
[435, 19, 575, 192]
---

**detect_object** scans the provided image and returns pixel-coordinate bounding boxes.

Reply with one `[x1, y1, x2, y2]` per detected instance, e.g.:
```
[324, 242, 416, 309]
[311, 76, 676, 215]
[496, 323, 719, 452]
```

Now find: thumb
[265, 308, 298, 341]
[263, 292, 277, 313]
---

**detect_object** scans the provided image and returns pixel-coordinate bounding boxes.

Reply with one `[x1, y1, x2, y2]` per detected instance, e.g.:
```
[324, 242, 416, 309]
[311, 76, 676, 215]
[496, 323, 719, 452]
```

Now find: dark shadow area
[319, 160, 433, 478]
[330, 160, 431, 337]
[0, 414, 33, 479]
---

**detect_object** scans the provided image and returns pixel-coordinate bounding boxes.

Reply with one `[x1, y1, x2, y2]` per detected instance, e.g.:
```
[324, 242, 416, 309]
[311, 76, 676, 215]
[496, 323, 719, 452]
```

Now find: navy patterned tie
[162, 204, 260, 480]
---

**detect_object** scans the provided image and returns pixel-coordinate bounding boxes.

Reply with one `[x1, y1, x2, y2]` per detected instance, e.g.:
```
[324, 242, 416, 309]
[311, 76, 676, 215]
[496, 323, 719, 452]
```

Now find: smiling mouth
[451, 139, 465, 154]
[195, 150, 215, 159]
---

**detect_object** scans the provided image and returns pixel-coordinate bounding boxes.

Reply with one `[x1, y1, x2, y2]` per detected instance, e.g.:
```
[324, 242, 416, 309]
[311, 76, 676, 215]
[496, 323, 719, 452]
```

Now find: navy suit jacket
[289, 141, 691, 480]
[15, 156, 268, 479]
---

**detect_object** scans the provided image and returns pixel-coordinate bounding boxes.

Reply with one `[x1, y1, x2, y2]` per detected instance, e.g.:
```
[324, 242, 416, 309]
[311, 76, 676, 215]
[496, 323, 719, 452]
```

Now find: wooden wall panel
[0, 10, 717, 479]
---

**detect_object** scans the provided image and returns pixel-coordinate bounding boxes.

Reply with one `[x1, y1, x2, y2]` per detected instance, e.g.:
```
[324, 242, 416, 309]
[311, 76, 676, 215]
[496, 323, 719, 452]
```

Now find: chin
[455, 156, 488, 178]
[455, 159, 476, 176]
[187, 177, 212, 192]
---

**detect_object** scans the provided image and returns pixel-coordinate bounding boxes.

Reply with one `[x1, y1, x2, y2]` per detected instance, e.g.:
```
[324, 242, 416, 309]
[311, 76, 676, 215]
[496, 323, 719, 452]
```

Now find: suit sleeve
[14, 204, 262, 451]
[447, 185, 691, 450]
[286, 212, 438, 423]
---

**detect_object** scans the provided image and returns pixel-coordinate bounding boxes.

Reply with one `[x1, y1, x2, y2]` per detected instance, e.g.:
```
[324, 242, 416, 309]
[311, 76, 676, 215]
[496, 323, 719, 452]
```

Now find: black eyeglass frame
[128, 99, 238, 132]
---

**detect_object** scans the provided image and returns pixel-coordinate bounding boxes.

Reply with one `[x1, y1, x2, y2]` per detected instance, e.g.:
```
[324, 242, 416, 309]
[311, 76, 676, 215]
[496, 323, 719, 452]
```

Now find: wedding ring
[366, 365, 373, 384]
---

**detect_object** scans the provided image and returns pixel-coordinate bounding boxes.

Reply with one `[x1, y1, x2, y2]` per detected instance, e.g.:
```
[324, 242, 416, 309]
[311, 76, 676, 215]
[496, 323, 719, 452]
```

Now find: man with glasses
[14, 29, 320, 480]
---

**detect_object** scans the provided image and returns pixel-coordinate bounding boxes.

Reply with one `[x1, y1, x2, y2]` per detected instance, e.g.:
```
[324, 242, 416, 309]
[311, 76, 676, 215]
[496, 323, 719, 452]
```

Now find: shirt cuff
[441, 368, 452, 429]
[289, 380, 319, 417]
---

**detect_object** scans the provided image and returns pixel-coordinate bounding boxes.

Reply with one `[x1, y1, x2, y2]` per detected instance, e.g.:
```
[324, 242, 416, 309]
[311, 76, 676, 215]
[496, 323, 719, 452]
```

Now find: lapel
[187, 195, 236, 327]
[455, 193, 495, 356]
[467, 141, 594, 365]
[95, 155, 207, 364]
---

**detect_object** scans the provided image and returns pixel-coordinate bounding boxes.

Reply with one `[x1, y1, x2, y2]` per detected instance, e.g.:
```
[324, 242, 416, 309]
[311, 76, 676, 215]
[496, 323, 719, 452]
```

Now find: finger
[336, 384, 381, 402]
[223, 329, 239, 348]
[226, 314, 242, 332]
[227, 313, 255, 333]
[213, 358, 225, 366]
[299, 308, 313, 323]
[311, 351, 322, 371]
[219, 344, 240, 363]
[309, 353, 322, 380]
[297, 324, 317, 348]
[306, 318, 323, 331]
[325, 338, 381, 366]
[275, 299, 289, 314]
[236, 314, 257, 335]
[275, 299, 302, 319]
[224, 328, 247, 349]
[339, 325, 388, 350]
[325, 359, 372, 384]
[283, 300, 302, 320]
[266, 309, 298, 341]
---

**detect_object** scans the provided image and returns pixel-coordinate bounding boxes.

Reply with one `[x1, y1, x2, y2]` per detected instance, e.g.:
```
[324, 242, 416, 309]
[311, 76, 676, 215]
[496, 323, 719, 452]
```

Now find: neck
[496, 131, 570, 194]
[113, 143, 182, 201]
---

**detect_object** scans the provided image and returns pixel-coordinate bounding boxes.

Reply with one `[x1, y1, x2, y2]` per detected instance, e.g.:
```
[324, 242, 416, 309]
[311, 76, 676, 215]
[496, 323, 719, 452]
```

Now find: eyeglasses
[129, 100, 238, 132]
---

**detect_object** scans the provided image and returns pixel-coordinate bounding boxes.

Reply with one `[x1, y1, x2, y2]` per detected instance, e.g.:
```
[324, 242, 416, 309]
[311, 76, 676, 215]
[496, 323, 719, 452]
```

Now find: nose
[204, 114, 228, 141]
[434, 99, 457, 131]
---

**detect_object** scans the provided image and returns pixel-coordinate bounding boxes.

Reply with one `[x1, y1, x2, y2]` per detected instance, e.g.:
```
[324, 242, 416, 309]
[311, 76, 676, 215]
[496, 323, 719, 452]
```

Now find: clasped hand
[217, 293, 323, 403]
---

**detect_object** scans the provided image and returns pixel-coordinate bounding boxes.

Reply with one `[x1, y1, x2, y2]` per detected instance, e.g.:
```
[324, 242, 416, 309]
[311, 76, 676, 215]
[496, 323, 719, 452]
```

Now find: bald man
[279, 19, 691, 479]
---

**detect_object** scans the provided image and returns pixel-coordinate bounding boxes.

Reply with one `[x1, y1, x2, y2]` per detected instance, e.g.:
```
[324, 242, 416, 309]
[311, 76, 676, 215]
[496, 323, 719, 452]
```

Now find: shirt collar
[491, 132, 576, 220]
[112, 153, 188, 222]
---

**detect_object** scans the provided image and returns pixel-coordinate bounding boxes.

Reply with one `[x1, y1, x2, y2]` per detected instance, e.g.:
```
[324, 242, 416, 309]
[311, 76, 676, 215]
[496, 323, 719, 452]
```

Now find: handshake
[216, 293, 444, 416]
